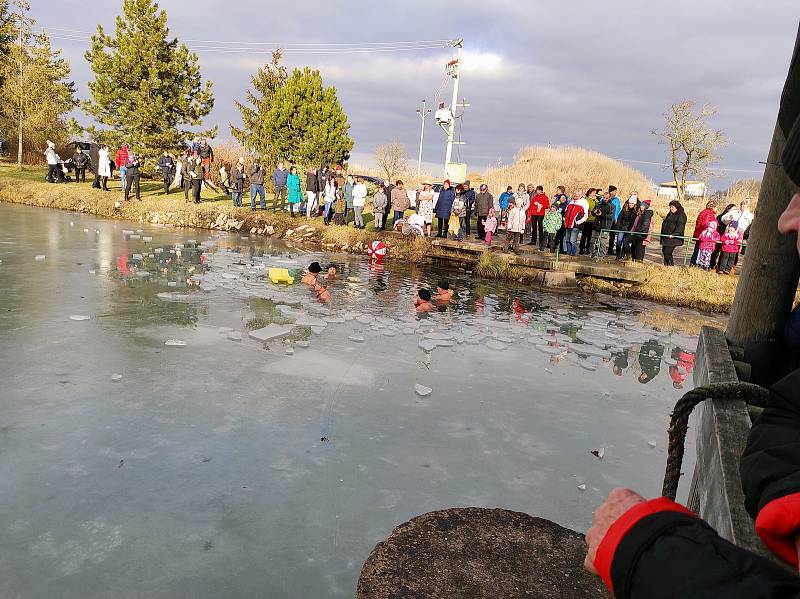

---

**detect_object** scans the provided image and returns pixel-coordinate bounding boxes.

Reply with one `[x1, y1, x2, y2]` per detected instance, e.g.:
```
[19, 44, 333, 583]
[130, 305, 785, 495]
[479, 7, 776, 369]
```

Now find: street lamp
[416, 100, 432, 176]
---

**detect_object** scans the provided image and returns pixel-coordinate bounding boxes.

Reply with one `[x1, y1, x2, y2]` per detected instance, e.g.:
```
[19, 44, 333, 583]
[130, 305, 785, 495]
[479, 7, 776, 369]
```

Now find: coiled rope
[662, 382, 771, 500]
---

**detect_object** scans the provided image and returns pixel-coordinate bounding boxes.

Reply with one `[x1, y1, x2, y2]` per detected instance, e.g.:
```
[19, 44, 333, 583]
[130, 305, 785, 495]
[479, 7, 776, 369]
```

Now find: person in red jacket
[526, 185, 549, 248]
[690, 199, 718, 266]
[114, 144, 129, 191]
[719, 224, 744, 274]
[584, 109, 800, 598]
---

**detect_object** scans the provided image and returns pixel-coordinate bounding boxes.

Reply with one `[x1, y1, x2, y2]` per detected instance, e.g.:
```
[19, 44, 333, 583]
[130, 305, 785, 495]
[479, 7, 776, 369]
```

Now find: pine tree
[0, 0, 77, 166]
[83, 0, 214, 164]
[233, 57, 354, 168]
[230, 49, 287, 167]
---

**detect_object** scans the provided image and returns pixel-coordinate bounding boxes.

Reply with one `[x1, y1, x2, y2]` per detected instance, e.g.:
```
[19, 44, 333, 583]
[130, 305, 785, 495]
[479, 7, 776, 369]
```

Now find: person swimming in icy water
[415, 288, 434, 313]
[314, 282, 330, 303]
[301, 261, 322, 285]
[436, 280, 453, 303]
[326, 263, 337, 281]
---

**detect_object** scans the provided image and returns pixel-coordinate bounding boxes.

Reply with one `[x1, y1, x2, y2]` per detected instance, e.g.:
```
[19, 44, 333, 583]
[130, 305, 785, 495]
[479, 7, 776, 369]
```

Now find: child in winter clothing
[505, 198, 526, 251]
[450, 193, 467, 241]
[542, 205, 563, 252]
[483, 208, 498, 245]
[372, 188, 388, 230]
[697, 221, 720, 270]
[718, 224, 743, 274]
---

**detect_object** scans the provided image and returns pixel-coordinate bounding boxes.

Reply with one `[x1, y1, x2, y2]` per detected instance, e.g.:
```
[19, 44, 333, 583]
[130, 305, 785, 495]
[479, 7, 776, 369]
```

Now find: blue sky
[32, 1, 799, 189]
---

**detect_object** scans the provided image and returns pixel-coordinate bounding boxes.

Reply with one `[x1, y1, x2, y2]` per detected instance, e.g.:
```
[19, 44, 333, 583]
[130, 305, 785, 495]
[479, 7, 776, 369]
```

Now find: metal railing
[596, 228, 746, 266]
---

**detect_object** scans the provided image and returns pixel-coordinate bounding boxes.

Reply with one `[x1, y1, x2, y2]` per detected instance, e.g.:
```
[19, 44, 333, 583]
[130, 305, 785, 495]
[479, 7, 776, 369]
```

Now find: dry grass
[475, 252, 535, 282]
[578, 264, 740, 313]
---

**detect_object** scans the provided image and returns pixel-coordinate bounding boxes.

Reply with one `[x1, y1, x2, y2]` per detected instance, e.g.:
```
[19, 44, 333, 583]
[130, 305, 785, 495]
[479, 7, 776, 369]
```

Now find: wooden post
[726, 24, 800, 386]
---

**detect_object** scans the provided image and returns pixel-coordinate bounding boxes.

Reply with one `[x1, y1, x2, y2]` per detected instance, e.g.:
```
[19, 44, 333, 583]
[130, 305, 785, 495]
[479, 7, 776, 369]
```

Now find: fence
[597, 229, 747, 266]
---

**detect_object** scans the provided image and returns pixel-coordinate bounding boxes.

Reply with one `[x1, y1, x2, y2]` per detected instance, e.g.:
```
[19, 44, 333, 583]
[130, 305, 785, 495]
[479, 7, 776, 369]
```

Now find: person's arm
[586, 488, 800, 598]
[740, 369, 800, 566]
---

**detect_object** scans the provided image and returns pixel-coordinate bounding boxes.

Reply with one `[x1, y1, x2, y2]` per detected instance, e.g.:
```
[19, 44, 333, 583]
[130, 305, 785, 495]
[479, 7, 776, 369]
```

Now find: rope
[662, 382, 770, 500]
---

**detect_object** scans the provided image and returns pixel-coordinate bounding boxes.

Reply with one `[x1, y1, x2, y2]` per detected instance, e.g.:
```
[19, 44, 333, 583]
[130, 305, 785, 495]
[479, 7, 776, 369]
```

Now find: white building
[656, 180, 707, 200]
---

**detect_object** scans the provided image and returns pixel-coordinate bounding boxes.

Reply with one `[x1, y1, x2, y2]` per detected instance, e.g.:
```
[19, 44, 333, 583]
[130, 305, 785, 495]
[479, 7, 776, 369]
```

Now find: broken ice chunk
[164, 339, 187, 347]
[249, 324, 293, 342]
[577, 484, 586, 491]
[348, 334, 365, 343]
[590, 448, 605, 460]
[648, 440, 657, 448]
[111, 373, 123, 382]
[69, 315, 90, 321]
[415, 384, 433, 397]
[34, 255, 46, 261]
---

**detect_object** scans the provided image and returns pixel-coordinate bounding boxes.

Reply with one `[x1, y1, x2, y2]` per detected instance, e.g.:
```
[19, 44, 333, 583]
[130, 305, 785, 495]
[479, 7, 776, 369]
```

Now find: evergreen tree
[233, 56, 354, 167]
[83, 0, 214, 163]
[230, 49, 287, 167]
[0, 0, 77, 166]
[0, 1, 15, 87]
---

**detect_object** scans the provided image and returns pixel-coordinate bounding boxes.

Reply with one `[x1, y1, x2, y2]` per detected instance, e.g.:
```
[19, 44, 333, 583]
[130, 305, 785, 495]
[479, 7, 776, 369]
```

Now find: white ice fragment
[34, 255, 46, 261]
[577, 484, 586, 491]
[88, 269, 96, 275]
[383, 330, 396, 337]
[143, 236, 153, 242]
[111, 373, 122, 382]
[356, 315, 374, 325]
[648, 440, 658, 448]
[415, 384, 433, 397]
[69, 315, 90, 321]
[249, 324, 293, 342]
[486, 340, 507, 351]
[122, 230, 134, 236]
[579, 361, 597, 371]
[285, 347, 294, 355]
[70, 221, 74, 226]
[348, 334, 365, 343]
[419, 339, 437, 352]
[544, 368, 553, 374]
[227, 331, 242, 341]
[132, 253, 143, 260]
[591, 448, 605, 460]
[164, 339, 187, 347]
[129, 234, 141, 240]
[167, 281, 177, 287]
[296, 340, 310, 348]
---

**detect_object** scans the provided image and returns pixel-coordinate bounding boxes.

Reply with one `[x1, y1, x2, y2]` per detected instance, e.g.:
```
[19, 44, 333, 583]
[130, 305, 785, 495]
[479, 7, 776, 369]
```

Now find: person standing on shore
[579, 189, 598, 255]
[381, 179, 394, 230]
[115, 144, 129, 191]
[591, 192, 614, 257]
[271, 161, 288, 213]
[98, 144, 111, 191]
[372, 184, 387, 230]
[552, 185, 570, 252]
[391, 180, 410, 227]
[690, 200, 718, 266]
[505, 197, 525, 252]
[248, 159, 266, 210]
[189, 156, 203, 204]
[542, 204, 563, 252]
[306, 167, 319, 218]
[344, 175, 355, 224]
[230, 157, 245, 207]
[157, 152, 174, 195]
[607, 185, 622, 256]
[463, 180, 476, 237]
[124, 152, 142, 201]
[659, 200, 687, 266]
[435, 180, 456, 238]
[287, 165, 302, 218]
[527, 185, 549, 247]
[352, 177, 367, 229]
[475, 183, 493, 240]
[72, 147, 89, 183]
[44, 141, 60, 183]
[562, 189, 588, 256]
[417, 183, 435, 237]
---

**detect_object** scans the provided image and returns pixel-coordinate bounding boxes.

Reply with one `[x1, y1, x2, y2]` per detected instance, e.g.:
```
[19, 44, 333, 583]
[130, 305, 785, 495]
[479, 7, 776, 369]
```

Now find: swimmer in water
[314, 282, 331, 303]
[326, 263, 337, 280]
[436, 280, 453, 303]
[301, 261, 322, 285]
[415, 288, 434, 312]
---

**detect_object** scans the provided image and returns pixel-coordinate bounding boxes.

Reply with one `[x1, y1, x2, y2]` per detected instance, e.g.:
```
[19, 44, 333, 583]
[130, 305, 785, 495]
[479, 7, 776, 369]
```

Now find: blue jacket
[553, 193, 570, 215]
[464, 188, 476, 211]
[499, 191, 512, 211]
[272, 167, 288, 189]
[610, 195, 622, 222]
[435, 187, 456, 218]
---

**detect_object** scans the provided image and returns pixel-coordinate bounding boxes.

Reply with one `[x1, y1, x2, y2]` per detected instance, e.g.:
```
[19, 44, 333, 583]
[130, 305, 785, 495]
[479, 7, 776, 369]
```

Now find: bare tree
[374, 140, 408, 182]
[653, 100, 725, 202]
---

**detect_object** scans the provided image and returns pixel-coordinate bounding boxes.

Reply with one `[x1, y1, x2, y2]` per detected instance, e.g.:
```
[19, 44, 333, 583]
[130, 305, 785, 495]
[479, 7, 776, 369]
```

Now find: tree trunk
[726, 25, 800, 386]
[17, 117, 22, 168]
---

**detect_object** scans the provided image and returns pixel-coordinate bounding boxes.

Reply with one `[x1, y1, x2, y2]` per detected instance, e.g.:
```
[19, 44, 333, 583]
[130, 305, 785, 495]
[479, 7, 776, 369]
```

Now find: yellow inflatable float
[268, 268, 294, 284]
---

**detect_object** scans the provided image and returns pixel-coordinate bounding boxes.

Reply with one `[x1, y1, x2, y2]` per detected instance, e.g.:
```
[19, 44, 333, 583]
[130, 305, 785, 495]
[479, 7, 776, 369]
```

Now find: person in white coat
[97, 144, 111, 191]
[505, 197, 526, 251]
[44, 141, 60, 183]
[352, 178, 368, 228]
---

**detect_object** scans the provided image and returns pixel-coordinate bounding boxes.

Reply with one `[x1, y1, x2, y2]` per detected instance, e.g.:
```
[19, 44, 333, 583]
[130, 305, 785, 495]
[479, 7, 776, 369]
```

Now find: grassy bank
[0, 163, 750, 314]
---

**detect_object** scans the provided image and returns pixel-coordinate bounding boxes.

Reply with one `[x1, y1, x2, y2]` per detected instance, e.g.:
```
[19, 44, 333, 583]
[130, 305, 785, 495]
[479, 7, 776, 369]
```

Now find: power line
[613, 157, 763, 175]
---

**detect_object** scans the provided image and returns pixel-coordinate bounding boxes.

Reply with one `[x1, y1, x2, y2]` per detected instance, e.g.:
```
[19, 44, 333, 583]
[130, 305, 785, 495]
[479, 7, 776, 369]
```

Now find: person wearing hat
[606, 185, 622, 255]
[417, 182, 435, 236]
[475, 183, 493, 240]
[621, 198, 653, 262]
[584, 110, 800, 596]
[301, 262, 322, 286]
[463, 179, 476, 237]
[614, 194, 640, 259]
[44, 141, 60, 183]
[435, 180, 456, 238]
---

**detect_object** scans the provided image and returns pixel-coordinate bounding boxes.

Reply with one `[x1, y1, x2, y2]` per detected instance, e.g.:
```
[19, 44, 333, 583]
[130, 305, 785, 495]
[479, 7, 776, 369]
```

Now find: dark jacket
[595, 367, 800, 598]
[593, 200, 614, 232]
[306, 171, 318, 193]
[435, 187, 456, 218]
[272, 167, 288, 189]
[616, 203, 640, 232]
[317, 164, 329, 193]
[157, 155, 174, 176]
[660, 209, 687, 247]
[249, 165, 264, 186]
[231, 166, 245, 192]
[475, 191, 493, 217]
[463, 188, 476, 212]
[198, 144, 213, 161]
[125, 156, 141, 175]
[630, 207, 653, 239]
[72, 151, 90, 169]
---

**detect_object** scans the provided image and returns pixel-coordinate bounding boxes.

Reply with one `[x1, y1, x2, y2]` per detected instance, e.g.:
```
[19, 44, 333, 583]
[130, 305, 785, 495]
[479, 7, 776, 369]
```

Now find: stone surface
[248, 324, 293, 342]
[357, 507, 609, 599]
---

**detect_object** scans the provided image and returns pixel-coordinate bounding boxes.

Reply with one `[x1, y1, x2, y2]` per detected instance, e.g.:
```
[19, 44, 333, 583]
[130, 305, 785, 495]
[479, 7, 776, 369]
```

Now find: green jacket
[543, 210, 563, 234]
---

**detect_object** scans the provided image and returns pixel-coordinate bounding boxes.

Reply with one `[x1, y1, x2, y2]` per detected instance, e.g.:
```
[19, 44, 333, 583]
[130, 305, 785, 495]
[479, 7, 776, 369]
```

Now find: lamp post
[415, 100, 431, 176]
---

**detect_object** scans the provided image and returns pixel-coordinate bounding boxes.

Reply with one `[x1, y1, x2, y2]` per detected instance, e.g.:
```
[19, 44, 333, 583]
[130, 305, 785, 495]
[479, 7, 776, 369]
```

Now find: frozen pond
[0, 203, 718, 598]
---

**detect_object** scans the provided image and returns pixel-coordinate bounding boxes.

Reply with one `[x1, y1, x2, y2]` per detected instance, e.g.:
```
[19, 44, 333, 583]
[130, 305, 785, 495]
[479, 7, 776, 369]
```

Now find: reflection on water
[0, 203, 720, 599]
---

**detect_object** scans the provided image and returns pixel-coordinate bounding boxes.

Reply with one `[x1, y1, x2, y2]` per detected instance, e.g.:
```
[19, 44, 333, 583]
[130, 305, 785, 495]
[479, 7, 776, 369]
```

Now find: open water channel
[0, 202, 719, 598]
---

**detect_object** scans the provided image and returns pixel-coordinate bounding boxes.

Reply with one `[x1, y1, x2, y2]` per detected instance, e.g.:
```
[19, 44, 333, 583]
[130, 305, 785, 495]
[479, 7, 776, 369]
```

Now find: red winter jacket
[527, 192, 550, 218]
[115, 147, 129, 169]
[693, 208, 717, 239]
[563, 202, 585, 229]
[721, 231, 743, 253]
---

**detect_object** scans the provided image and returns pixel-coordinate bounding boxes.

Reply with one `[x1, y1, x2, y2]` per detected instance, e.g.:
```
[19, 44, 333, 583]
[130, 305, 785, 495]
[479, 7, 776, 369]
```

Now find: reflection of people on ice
[668, 347, 695, 389]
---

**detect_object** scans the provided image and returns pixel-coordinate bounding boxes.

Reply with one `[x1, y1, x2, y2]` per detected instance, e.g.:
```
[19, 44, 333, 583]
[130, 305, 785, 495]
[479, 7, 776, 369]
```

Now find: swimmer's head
[418, 288, 431, 302]
[308, 262, 321, 274]
[437, 280, 450, 291]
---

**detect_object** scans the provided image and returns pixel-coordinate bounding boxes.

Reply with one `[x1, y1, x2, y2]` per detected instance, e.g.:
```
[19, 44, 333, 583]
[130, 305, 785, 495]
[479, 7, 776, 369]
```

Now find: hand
[584, 488, 646, 574]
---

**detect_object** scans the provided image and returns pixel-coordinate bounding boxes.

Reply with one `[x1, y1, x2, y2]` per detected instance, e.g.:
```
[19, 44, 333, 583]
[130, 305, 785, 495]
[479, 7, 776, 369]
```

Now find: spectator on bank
[505, 197, 526, 252]
[710, 203, 736, 269]
[183, 150, 194, 199]
[72, 147, 90, 183]
[579, 189, 599, 255]
[44, 141, 60, 183]
[591, 192, 615, 258]
[659, 200, 687, 266]
[563, 189, 589, 256]
[527, 185, 549, 248]
[115, 144, 129, 191]
[552, 185, 570, 252]
[475, 184, 493, 240]
[306, 167, 319, 218]
[372, 184, 388, 231]
[157, 151, 175, 195]
[614, 196, 640, 259]
[219, 164, 230, 195]
[230, 157, 245, 207]
[435, 180, 456, 238]
[198, 138, 213, 176]
[352, 177, 367, 229]
[271, 161, 288, 213]
[323, 178, 336, 224]
[542, 204, 563, 252]
[344, 175, 355, 224]
[463, 180, 476, 237]
[97, 144, 111, 191]
[189, 156, 203, 204]
[451, 185, 468, 242]
[124, 152, 142, 201]
[606, 185, 622, 256]
[316, 163, 330, 214]
[249, 158, 266, 210]
[696, 220, 720, 271]
[391, 180, 410, 227]
[483, 207, 498, 245]
[287, 165, 302, 218]
[690, 200, 718, 265]
[718, 224, 743, 274]
[417, 182, 435, 237]
[333, 180, 347, 225]
[626, 199, 653, 262]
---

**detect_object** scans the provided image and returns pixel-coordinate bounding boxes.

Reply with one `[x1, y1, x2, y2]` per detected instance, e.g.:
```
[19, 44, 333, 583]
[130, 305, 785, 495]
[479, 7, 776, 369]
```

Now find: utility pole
[17, 18, 23, 168]
[435, 39, 468, 181]
[415, 99, 431, 176]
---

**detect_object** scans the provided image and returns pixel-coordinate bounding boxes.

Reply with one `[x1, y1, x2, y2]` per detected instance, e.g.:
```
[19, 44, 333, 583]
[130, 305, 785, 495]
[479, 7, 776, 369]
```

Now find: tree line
[0, 0, 354, 169]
